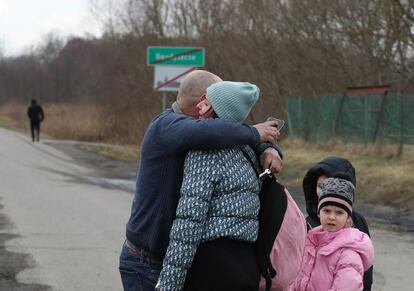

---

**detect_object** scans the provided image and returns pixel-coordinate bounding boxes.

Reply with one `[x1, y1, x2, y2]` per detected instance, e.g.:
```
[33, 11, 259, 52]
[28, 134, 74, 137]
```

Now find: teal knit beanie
[206, 81, 260, 123]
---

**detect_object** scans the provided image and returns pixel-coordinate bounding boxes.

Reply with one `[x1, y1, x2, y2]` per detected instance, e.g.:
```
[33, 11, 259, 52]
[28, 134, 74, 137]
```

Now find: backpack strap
[257, 177, 287, 288]
[239, 145, 262, 177]
[240, 146, 288, 291]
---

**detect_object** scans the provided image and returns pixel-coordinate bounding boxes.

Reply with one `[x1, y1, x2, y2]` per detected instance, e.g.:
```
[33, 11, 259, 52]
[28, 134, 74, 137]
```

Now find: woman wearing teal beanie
[156, 81, 262, 291]
[199, 81, 260, 122]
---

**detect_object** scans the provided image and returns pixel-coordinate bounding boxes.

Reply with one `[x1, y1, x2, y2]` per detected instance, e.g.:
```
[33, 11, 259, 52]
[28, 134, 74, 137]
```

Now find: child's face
[316, 174, 328, 197]
[319, 205, 350, 232]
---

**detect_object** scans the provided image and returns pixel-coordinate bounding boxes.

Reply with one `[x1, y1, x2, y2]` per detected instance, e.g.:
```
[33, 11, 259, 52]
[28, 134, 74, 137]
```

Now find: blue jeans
[119, 240, 162, 291]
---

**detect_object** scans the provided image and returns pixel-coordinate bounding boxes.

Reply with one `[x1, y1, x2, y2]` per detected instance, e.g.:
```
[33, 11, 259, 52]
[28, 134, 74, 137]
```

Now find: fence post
[363, 96, 369, 147]
[398, 95, 404, 155]
[373, 92, 388, 143]
[287, 102, 293, 138]
[334, 93, 347, 138]
[298, 97, 304, 140]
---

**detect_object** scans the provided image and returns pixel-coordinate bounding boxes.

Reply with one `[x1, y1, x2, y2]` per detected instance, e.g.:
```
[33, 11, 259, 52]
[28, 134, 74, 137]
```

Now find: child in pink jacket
[290, 178, 374, 291]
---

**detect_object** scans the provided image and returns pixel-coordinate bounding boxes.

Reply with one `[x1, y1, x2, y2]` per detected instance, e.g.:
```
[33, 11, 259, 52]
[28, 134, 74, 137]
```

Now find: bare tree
[3, 0, 414, 143]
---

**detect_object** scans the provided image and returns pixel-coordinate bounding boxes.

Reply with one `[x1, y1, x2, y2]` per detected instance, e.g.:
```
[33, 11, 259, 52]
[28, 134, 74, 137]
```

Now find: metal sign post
[162, 92, 167, 111]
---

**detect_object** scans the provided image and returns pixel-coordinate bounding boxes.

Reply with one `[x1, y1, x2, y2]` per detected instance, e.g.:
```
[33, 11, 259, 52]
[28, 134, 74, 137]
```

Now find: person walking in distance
[27, 99, 45, 142]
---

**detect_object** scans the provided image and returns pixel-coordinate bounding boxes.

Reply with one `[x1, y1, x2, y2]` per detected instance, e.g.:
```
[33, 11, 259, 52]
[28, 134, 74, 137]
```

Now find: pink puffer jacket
[259, 188, 307, 291]
[289, 225, 374, 291]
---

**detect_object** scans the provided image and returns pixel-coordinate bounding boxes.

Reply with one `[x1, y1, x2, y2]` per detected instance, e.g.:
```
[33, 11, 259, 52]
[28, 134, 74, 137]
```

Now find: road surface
[0, 127, 131, 290]
[0, 127, 413, 290]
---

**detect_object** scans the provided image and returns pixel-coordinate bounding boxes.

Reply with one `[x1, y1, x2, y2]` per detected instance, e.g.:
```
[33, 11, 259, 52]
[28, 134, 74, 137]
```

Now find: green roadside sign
[147, 46, 205, 66]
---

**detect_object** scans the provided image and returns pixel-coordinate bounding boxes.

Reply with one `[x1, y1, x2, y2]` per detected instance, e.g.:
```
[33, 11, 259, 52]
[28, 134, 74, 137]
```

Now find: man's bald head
[177, 70, 222, 118]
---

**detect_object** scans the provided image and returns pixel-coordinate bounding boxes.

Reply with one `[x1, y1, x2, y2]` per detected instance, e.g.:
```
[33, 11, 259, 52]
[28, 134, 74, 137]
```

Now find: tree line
[1, 0, 413, 141]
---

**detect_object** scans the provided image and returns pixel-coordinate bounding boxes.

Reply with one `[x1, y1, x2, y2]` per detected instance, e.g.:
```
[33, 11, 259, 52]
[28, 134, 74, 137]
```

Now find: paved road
[0, 127, 413, 290]
[0, 127, 131, 290]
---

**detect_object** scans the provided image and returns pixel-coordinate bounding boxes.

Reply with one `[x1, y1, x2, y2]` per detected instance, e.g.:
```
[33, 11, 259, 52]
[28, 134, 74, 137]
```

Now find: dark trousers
[184, 238, 260, 291]
[30, 121, 41, 141]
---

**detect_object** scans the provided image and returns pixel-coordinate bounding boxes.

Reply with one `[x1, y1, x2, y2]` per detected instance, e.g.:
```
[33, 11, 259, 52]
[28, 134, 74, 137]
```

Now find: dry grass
[2, 102, 413, 210]
[0, 115, 18, 129]
[0, 102, 154, 145]
[0, 102, 27, 130]
[280, 138, 414, 210]
[42, 104, 110, 141]
[78, 144, 140, 162]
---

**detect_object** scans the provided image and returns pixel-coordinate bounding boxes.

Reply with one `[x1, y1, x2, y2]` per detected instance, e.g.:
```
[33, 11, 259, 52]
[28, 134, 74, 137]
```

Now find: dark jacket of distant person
[27, 99, 45, 123]
[302, 156, 373, 291]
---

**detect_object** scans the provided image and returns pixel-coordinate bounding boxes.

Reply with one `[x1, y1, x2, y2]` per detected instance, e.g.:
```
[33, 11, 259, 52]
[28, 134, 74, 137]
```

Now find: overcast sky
[0, 0, 104, 56]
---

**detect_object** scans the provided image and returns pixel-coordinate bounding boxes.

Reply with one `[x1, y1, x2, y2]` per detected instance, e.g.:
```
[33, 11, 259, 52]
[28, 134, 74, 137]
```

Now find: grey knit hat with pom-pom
[318, 177, 355, 215]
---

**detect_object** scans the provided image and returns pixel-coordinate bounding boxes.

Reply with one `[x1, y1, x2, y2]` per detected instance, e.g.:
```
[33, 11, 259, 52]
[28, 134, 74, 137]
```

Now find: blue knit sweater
[157, 145, 261, 290]
[125, 108, 269, 258]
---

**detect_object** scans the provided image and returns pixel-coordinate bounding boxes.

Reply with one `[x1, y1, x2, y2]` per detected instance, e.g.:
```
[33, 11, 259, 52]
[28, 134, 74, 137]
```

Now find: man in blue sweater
[119, 70, 282, 291]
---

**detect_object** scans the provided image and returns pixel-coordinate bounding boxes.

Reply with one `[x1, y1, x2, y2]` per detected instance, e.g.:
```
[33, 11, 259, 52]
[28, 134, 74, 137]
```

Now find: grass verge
[78, 144, 140, 162]
[0, 116, 18, 129]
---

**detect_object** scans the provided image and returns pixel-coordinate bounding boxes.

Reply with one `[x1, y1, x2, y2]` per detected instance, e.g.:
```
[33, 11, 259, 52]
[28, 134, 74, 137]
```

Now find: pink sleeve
[329, 250, 364, 291]
[287, 282, 297, 291]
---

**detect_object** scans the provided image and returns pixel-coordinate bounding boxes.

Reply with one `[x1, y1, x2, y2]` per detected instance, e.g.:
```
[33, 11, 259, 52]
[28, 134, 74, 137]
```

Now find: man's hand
[260, 147, 283, 174]
[253, 121, 280, 144]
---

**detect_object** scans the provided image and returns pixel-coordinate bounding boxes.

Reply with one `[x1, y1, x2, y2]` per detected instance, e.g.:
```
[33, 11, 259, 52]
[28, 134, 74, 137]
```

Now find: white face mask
[196, 95, 214, 119]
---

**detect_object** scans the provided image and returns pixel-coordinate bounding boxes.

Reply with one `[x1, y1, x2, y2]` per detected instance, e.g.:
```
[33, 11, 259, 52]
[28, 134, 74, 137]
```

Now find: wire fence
[287, 93, 414, 145]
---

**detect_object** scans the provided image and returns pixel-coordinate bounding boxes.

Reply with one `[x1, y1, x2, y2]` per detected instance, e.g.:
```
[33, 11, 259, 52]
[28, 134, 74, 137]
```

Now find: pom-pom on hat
[206, 81, 260, 123]
[318, 177, 355, 216]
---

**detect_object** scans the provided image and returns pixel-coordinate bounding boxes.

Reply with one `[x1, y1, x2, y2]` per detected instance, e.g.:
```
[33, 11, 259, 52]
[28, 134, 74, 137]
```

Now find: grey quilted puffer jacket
[156, 145, 261, 290]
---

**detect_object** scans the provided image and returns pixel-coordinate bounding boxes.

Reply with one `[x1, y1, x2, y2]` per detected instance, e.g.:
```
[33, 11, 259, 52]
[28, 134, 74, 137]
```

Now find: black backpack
[255, 174, 288, 291]
[240, 147, 288, 291]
